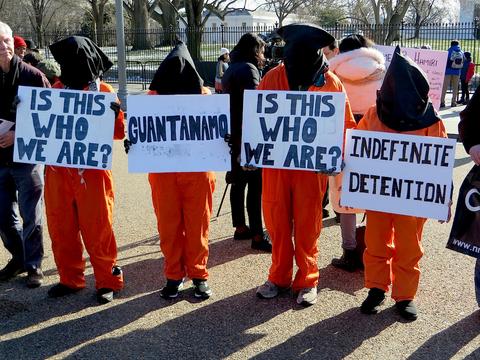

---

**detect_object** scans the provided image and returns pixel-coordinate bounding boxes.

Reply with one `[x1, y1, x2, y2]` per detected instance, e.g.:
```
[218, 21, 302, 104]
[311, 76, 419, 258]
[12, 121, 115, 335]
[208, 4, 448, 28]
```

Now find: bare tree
[84, 0, 110, 45]
[406, 0, 443, 38]
[123, 0, 161, 50]
[22, 0, 62, 46]
[264, 0, 310, 27]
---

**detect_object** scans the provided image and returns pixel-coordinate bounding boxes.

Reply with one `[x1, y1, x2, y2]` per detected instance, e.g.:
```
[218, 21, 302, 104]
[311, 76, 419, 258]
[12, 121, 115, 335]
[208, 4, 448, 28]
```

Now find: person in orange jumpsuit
[255, 24, 357, 306]
[144, 42, 215, 300]
[45, 36, 125, 304]
[357, 47, 447, 320]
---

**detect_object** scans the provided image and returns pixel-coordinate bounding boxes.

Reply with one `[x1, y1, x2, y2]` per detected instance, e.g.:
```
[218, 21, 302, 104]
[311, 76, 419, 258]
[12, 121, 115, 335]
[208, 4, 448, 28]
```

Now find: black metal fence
[18, 21, 480, 88]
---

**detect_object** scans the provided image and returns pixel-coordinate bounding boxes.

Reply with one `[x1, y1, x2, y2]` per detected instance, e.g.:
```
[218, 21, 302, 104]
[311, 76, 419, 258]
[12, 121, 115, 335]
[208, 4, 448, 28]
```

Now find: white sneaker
[296, 287, 317, 306]
[256, 280, 280, 299]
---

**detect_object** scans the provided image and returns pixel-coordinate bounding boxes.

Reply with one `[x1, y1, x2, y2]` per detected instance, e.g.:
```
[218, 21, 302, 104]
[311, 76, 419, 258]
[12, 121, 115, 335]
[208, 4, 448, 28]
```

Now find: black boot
[331, 249, 360, 272]
[0, 259, 26, 281]
[360, 288, 386, 314]
[395, 300, 418, 321]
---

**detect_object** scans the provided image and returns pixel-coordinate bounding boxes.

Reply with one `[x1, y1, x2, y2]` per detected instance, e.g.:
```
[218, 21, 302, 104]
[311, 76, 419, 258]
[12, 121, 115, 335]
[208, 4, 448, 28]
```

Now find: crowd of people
[0, 20, 478, 321]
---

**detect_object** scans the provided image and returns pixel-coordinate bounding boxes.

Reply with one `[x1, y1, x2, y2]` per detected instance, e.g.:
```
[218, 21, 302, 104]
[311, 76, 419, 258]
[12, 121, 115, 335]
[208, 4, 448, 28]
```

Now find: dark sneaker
[322, 209, 330, 219]
[193, 279, 212, 299]
[160, 279, 184, 299]
[26, 268, 44, 288]
[251, 233, 272, 252]
[360, 288, 386, 314]
[0, 259, 26, 281]
[331, 249, 362, 272]
[234, 228, 252, 240]
[96, 288, 114, 304]
[395, 300, 418, 321]
[48, 283, 81, 298]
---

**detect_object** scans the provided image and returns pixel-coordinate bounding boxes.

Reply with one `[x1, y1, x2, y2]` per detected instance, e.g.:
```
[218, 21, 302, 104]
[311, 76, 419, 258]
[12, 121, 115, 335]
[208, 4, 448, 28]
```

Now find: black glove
[224, 133, 233, 154]
[110, 101, 121, 118]
[124, 139, 132, 154]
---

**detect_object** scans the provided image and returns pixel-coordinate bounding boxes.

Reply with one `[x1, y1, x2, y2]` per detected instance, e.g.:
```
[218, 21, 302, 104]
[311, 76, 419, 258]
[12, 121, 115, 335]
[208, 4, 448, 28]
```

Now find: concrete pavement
[0, 92, 479, 359]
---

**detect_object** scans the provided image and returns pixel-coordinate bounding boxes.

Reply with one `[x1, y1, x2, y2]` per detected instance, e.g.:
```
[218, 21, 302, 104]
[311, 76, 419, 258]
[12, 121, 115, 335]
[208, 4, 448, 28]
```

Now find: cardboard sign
[0, 119, 14, 135]
[341, 129, 455, 221]
[14, 86, 116, 169]
[376, 45, 448, 110]
[127, 94, 231, 173]
[241, 90, 346, 172]
[447, 165, 480, 259]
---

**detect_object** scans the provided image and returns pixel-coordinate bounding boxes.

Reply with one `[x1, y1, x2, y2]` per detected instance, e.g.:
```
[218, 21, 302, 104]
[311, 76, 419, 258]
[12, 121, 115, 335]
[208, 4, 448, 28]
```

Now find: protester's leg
[459, 81, 467, 102]
[12, 164, 44, 271]
[75, 170, 123, 291]
[230, 167, 248, 230]
[263, 169, 294, 288]
[45, 168, 86, 289]
[0, 167, 24, 265]
[341, 213, 357, 250]
[441, 75, 451, 105]
[246, 169, 263, 236]
[390, 215, 425, 301]
[363, 211, 394, 293]
[291, 173, 326, 291]
[465, 81, 470, 102]
[181, 172, 215, 280]
[149, 173, 186, 281]
[451, 75, 460, 105]
[475, 258, 480, 307]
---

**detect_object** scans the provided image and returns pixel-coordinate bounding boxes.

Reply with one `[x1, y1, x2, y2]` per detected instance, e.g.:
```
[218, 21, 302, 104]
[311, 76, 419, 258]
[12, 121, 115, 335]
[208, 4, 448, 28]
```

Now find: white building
[203, 9, 302, 29]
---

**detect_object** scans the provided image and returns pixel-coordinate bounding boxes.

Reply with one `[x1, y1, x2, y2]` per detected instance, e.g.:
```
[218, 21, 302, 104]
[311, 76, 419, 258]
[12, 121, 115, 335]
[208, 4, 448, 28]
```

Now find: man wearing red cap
[0, 22, 49, 288]
[255, 23, 357, 306]
[13, 36, 27, 59]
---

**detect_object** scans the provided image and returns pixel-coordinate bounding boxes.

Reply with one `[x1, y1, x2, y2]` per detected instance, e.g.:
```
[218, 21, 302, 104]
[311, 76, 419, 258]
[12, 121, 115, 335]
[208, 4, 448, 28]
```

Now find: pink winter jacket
[328, 47, 386, 116]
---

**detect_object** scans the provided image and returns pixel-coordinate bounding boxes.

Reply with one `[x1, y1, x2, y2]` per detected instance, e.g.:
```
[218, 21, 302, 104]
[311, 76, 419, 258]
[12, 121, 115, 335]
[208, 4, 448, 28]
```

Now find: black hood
[149, 42, 203, 95]
[376, 46, 439, 131]
[277, 23, 334, 90]
[49, 36, 113, 90]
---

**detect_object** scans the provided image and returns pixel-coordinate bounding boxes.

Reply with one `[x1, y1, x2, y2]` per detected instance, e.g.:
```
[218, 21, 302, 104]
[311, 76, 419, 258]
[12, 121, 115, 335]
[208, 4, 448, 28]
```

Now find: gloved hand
[316, 160, 345, 176]
[110, 101, 121, 118]
[224, 133, 233, 155]
[242, 163, 258, 171]
[124, 139, 132, 154]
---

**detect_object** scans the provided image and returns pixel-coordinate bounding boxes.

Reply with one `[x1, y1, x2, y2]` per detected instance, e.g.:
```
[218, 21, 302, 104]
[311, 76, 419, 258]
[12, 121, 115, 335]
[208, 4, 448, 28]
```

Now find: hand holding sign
[469, 145, 480, 166]
[0, 131, 14, 148]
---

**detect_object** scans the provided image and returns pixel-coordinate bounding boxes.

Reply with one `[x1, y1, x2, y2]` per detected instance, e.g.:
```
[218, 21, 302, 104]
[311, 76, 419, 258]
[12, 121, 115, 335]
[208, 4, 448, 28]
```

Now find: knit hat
[220, 47, 229, 56]
[14, 35, 27, 49]
[25, 39, 38, 50]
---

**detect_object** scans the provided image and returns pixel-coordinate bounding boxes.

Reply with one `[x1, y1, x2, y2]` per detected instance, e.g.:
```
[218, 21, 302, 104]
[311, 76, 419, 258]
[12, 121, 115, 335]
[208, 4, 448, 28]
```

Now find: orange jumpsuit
[258, 64, 357, 291]
[356, 106, 447, 301]
[45, 81, 125, 291]
[148, 89, 216, 281]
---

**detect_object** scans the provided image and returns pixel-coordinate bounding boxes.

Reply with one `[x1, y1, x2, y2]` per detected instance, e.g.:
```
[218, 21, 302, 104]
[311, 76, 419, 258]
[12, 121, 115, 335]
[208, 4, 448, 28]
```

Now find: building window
[212, 22, 217, 29]
[475, 4, 480, 20]
[242, 22, 247, 29]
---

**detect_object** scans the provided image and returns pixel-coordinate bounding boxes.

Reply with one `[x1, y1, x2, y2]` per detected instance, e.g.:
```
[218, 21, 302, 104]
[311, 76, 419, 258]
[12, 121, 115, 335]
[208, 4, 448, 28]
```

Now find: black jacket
[222, 58, 260, 167]
[0, 55, 50, 165]
[459, 86, 480, 152]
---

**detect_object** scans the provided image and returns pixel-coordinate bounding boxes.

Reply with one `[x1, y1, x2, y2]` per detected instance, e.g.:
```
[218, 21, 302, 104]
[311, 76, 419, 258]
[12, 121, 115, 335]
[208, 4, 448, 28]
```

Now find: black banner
[447, 165, 480, 258]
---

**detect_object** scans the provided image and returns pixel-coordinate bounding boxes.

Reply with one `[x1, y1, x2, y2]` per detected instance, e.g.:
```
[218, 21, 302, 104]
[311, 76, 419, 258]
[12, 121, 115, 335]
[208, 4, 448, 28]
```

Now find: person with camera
[222, 33, 271, 252]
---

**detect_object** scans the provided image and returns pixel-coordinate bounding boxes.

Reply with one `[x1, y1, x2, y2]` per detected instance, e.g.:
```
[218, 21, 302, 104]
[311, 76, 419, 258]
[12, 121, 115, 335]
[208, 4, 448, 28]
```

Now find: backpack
[450, 50, 464, 69]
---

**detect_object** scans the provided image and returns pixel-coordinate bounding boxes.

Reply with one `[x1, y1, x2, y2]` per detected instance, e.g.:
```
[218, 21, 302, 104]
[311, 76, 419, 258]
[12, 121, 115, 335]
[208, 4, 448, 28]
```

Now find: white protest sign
[241, 90, 346, 172]
[375, 46, 448, 110]
[341, 129, 456, 221]
[0, 119, 14, 135]
[14, 86, 116, 169]
[127, 94, 231, 173]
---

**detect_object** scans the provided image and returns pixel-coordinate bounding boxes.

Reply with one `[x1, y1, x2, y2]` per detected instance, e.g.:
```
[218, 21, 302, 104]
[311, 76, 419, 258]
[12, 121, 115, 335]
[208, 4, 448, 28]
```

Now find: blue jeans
[0, 163, 44, 270]
[475, 258, 480, 307]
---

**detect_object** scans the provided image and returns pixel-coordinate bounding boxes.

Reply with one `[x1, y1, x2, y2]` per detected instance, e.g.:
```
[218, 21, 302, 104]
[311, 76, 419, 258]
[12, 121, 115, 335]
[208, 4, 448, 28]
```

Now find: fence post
[114, 0, 128, 110]
[221, 23, 225, 48]
[400, 20, 405, 47]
